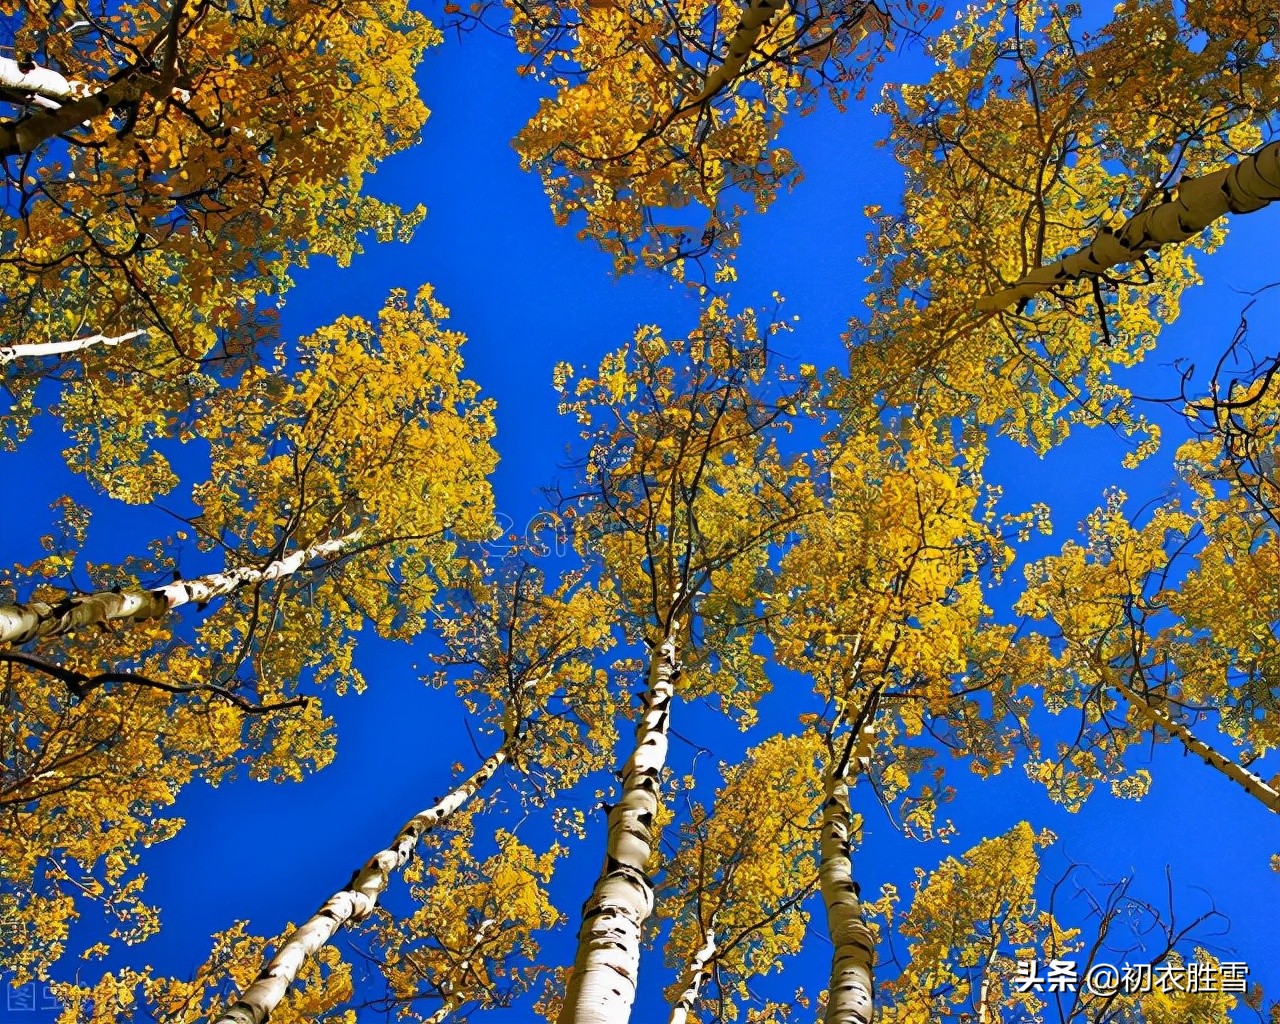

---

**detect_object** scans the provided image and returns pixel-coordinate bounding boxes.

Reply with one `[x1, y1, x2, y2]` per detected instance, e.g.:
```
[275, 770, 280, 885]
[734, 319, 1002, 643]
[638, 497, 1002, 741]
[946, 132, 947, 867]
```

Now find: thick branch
[0, 0, 185, 157]
[668, 924, 716, 1024]
[0, 530, 360, 647]
[0, 56, 83, 109]
[1107, 669, 1280, 814]
[214, 744, 510, 1024]
[978, 142, 1280, 311]
[0, 329, 147, 365]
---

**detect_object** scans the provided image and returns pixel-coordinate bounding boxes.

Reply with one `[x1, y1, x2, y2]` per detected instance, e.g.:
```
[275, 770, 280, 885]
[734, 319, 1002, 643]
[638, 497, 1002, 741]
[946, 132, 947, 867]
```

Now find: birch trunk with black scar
[0, 531, 359, 647]
[1108, 670, 1280, 813]
[557, 628, 682, 1024]
[668, 925, 716, 1024]
[0, 56, 83, 109]
[0, 329, 146, 365]
[978, 141, 1280, 312]
[213, 745, 509, 1024]
[821, 731, 875, 1024]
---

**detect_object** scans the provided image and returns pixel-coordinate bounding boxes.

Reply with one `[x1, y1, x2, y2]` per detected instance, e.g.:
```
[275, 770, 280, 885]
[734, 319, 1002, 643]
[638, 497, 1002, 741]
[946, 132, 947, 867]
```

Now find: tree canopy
[2, 0, 1278, 1022]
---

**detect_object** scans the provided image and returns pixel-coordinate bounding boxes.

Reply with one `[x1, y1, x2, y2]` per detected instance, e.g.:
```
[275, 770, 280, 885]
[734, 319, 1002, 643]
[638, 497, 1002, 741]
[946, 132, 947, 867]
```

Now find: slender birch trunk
[214, 746, 509, 1024]
[0, 56, 82, 109]
[0, 329, 146, 365]
[668, 925, 716, 1024]
[423, 917, 497, 1024]
[557, 627, 682, 1024]
[0, 531, 359, 647]
[1109, 672, 1280, 813]
[978, 141, 1280, 312]
[821, 728, 875, 1024]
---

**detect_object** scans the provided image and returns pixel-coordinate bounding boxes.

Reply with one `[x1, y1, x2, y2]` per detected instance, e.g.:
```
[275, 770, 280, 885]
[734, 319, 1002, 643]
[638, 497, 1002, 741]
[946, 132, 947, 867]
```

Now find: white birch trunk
[214, 747, 509, 1024]
[0, 68, 159, 156]
[1109, 672, 1280, 813]
[0, 329, 146, 365]
[821, 730, 875, 1024]
[557, 628, 682, 1024]
[0, 531, 359, 647]
[979, 141, 1280, 311]
[423, 917, 498, 1024]
[0, 56, 83, 109]
[668, 925, 716, 1024]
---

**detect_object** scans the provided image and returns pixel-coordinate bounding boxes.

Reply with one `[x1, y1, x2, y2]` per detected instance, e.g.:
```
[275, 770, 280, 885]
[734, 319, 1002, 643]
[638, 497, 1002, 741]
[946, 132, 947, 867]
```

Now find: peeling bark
[558, 629, 682, 1024]
[978, 141, 1280, 311]
[1109, 671, 1280, 813]
[214, 747, 509, 1024]
[0, 329, 146, 365]
[820, 741, 874, 1024]
[0, 531, 359, 647]
[668, 924, 716, 1024]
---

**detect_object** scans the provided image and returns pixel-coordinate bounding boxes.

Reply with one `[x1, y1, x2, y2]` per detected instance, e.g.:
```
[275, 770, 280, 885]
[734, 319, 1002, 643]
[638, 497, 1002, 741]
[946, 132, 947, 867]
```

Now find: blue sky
[2, 7, 1278, 1023]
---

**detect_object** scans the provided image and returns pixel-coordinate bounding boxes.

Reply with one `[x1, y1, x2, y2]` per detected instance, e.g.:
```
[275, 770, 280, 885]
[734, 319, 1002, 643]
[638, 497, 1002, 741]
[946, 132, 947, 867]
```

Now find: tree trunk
[213, 745, 509, 1024]
[690, 0, 884, 106]
[0, 329, 146, 365]
[0, 531, 359, 647]
[422, 918, 498, 1024]
[557, 628, 682, 1024]
[821, 735, 875, 1024]
[1109, 670, 1280, 813]
[978, 141, 1280, 311]
[668, 925, 716, 1024]
[0, 56, 82, 109]
[0, 70, 158, 157]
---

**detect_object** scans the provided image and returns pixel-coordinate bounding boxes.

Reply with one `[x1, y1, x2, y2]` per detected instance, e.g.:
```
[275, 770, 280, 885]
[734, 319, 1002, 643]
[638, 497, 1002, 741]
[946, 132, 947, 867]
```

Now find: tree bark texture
[213, 746, 509, 1024]
[691, 0, 883, 105]
[1109, 670, 1280, 813]
[0, 531, 359, 647]
[821, 752, 874, 1024]
[978, 142, 1280, 311]
[0, 56, 81, 109]
[557, 629, 682, 1024]
[668, 925, 717, 1024]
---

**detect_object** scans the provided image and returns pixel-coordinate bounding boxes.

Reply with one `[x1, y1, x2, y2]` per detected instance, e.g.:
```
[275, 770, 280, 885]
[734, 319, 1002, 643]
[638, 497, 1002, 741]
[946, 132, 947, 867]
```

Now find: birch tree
[764, 413, 1052, 1022]
[0, 0, 435, 472]
[552, 299, 815, 1023]
[658, 732, 825, 1021]
[503, 0, 906, 278]
[845, 0, 1279, 457]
